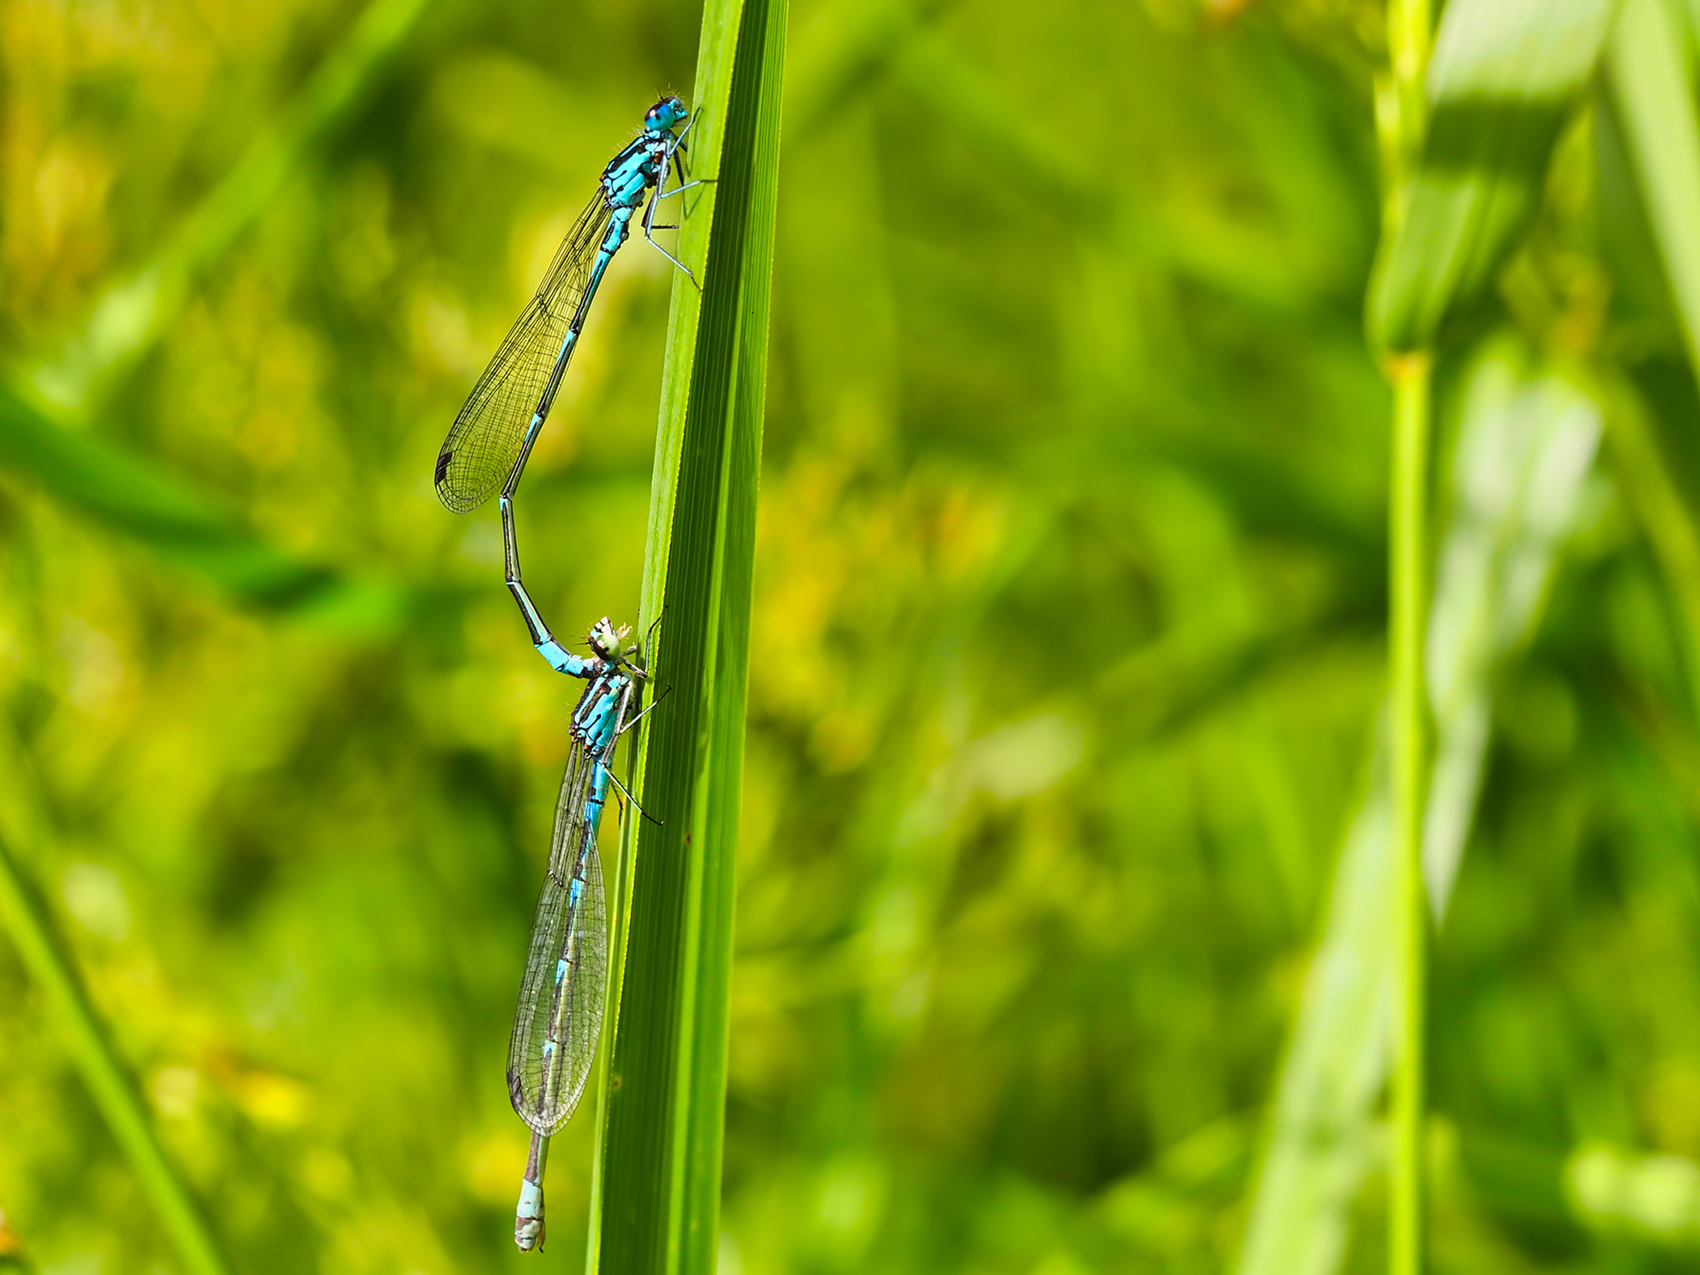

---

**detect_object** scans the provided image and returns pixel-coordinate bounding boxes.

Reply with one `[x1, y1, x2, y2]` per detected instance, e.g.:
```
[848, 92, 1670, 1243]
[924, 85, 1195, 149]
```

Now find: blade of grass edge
[588, 0, 787, 1269]
[1388, 353, 1433, 1275]
[1379, 0, 1435, 1268]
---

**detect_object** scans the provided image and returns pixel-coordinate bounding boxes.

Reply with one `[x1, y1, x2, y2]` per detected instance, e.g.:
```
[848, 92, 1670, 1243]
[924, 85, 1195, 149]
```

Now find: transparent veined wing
[506, 741, 609, 1135]
[434, 196, 613, 513]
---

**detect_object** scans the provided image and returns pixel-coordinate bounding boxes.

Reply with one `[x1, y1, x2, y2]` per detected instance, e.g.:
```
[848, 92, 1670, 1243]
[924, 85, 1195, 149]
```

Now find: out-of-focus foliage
[3, 2, 1700, 1275]
[1366, 0, 1617, 351]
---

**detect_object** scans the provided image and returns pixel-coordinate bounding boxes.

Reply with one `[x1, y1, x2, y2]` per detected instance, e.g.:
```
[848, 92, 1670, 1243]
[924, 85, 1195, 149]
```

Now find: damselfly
[433, 95, 704, 672]
[510, 616, 657, 1251]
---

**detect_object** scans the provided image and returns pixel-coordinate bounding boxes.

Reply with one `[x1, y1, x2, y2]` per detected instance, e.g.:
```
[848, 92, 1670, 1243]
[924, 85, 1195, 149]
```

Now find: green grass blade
[677, 6, 787, 1267]
[588, 0, 788, 1269]
[21, 0, 434, 419]
[1608, 0, 1700, 382]
[1366, 0, 1618, 352]
[0, 383, 402, 625]
[1234, 333, 1602, 1275]
[0, 833, 233, 1275]
[584, 1, 742, 1260]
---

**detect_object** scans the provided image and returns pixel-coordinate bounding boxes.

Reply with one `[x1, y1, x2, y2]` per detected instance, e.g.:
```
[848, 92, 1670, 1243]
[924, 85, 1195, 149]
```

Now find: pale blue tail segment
[515, 1131, 548, 1251]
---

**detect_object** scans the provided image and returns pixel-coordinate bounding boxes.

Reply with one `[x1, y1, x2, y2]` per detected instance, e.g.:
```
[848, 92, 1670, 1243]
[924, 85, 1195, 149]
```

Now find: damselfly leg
[606, 768, 662, 826]
[641, 122, 714, 285]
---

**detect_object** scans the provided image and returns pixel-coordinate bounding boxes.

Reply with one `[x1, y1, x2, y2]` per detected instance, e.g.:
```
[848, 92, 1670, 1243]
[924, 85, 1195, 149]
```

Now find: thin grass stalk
[1379, 0, 1433, 1270]
[0, 835, 232, 1275]
[588, 0, 787, 1267]
[1387, 355, 1432, 1275]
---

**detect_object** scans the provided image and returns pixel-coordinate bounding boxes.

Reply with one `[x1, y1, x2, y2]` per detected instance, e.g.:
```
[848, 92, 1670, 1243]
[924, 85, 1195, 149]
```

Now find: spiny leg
[642, 182, 701, 287]
[615, 684, 670, 738]
[641, 130, 715, 285]
[649, 177, 710, 230]
[605, 767, 662, 826]
[654, 177, 711, 201]
[662, 120, 709, 199]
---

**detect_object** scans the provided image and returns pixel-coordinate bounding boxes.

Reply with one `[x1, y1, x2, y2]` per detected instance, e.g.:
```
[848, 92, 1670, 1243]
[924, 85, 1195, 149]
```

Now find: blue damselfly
[509, 617, 657, 1251]
[433, 96, 703, 670]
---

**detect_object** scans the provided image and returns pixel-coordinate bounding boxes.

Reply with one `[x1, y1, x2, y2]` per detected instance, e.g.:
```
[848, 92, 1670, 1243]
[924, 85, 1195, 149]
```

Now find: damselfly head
[588, 618, 633, 662]
[644, 95, 688, 133]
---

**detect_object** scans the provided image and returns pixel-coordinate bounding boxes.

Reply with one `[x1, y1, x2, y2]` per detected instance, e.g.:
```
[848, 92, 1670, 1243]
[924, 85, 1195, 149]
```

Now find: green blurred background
[5, 0, 1700, 1271]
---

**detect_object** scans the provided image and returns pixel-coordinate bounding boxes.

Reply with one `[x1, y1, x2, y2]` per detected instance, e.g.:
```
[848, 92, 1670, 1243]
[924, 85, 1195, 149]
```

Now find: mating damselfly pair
[432, 95, 703, 1250]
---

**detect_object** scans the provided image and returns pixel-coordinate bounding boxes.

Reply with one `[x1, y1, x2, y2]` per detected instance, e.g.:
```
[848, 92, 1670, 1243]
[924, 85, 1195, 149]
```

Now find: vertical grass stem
[1388, 354, 1432, 1275]
[0, 836, 232, 1275]
[1381, 1, 1432, 1268]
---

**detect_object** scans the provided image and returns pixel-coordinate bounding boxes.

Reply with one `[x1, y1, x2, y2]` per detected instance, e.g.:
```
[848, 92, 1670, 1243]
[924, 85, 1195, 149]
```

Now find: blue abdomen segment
[536, 640, 588, 676]
[589, 759, 613, 811]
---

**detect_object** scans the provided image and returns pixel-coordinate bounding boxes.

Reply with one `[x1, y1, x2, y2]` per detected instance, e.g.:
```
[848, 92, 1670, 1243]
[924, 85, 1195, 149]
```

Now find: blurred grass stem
[1387, 354, 1431, 1275]
[0, 836, 232, 1275]
[1381, 0, 1432, 1269]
